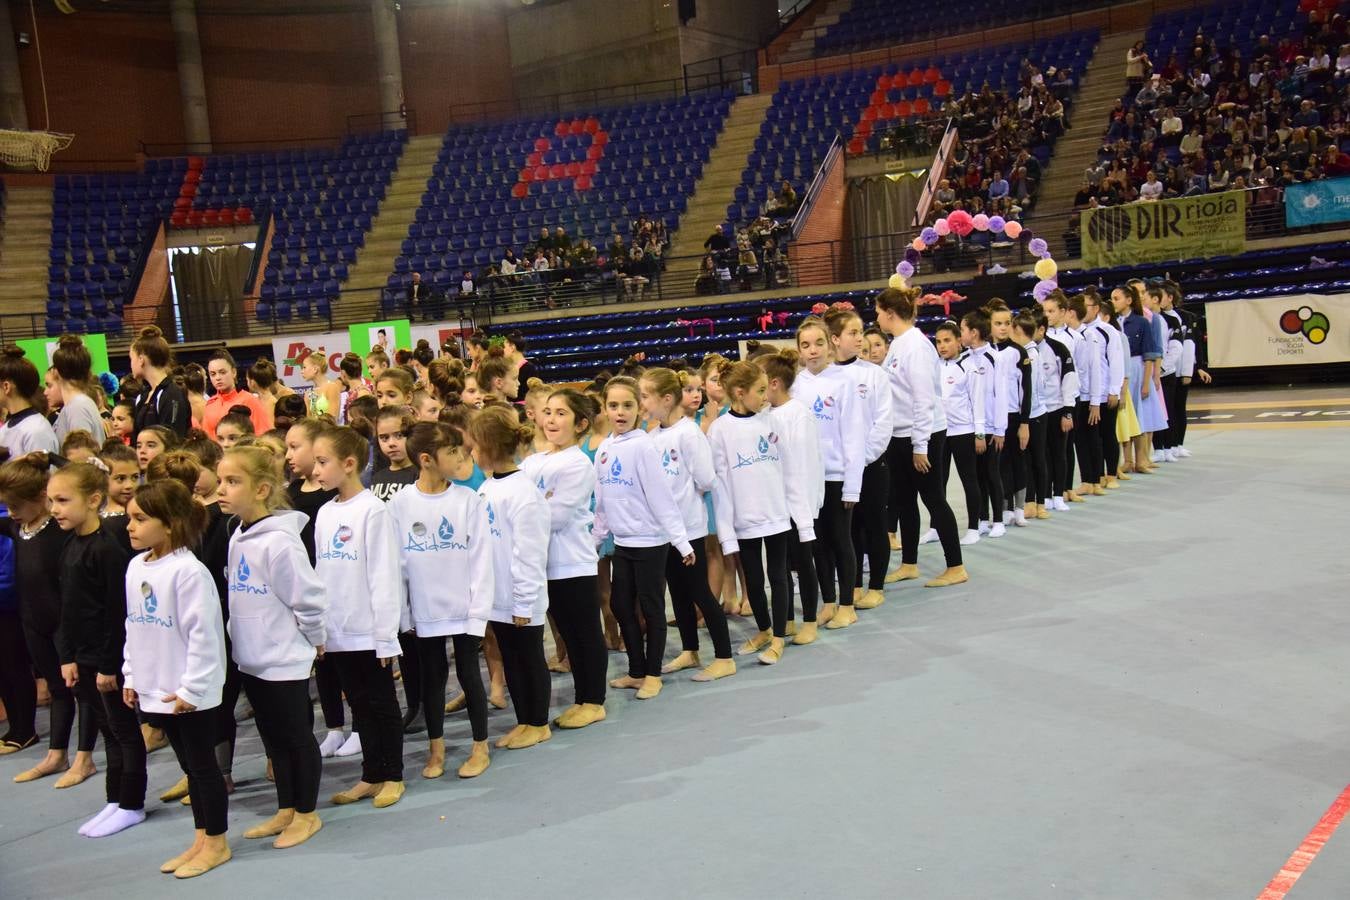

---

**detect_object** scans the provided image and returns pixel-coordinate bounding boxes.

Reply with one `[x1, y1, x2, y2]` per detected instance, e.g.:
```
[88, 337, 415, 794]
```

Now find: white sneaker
[334, 731, 363, 757]
[919, 528, 939, 544]
[1168, 448, 1179, 462]
[1052, 497, 1070, 512]
[988, 523, 1007, 538]
[318, 730, 346, 758]
[1002, 511, 1014, 526]
[959, 529, 981, 545]
[1013, 509, 1027, 527]
[1151, 450, 1164, 464]
[1177, 447, 1192, 458]
[978, 520, 991, 535]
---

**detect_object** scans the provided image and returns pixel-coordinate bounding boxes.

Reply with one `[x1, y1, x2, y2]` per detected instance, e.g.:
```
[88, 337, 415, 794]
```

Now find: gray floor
[2, 412, 1349, 899]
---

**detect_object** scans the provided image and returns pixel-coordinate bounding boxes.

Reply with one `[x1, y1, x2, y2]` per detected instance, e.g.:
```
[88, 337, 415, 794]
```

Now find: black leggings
[941, 432, 982, 531]
[1027, 414, 1049, 504]
[787, 524, 819, 623]
[1156, 373, 1178, 450]
[978, 430, 1005, 522]
[314, 655, 345, 730]
[547, 575, 607, 705]
[397, 630, 421, 716]
[889, 433, 962, 568]
[417, 634, 487, 742]
[330, 650, 403, 784]
[739, 530, 791, 637]
[144, 709, 228, 835]
[812, 481, 855, 607]
[1000, 412, 1027, 510]
[1045, 411, 1071, 496]
[665, 544, 733, 659]
[1099, 400, 1120, 476]
[240, 674, 321, 812]
[490, 622, 549, 727]
[1072, 400, 1102, 486]
[1173, 377, 1191, 446]
[850, 457, 890, 591]
[0, 612, 35, 744]
[213, 657, 241, 777]
[22, 623, 94, 752]
[76, 665, 146, 810]
[611, 543, 670, 679]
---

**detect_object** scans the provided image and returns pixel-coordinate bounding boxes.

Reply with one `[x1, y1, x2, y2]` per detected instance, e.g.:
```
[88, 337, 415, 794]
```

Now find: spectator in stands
[406, 271, 429, 319]
[1135, 76, 1161, 112]
[459, 270, 476, 301]
[1139, 171, 1164, 201]
[1179, 125, 1204, 157]
[535, 227, 553, 252]
[935, 178, 956, 207]
[1126, 40, 1151, 88]
[779, 180, 799, 215]
[553, 226, 571, 256]
[1160, 107, 1184, 143]
[1049, 67, 1075, 101]
[703, 225, 730, 254]
[1294, 99, 1322, 128]
[573, 238, 597, 266]
[988, 170, 1009, 201]
[695, 254, 717, 295]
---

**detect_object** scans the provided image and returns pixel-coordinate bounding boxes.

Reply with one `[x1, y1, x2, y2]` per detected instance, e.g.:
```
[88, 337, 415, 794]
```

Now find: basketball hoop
[0, 129, 75, 172]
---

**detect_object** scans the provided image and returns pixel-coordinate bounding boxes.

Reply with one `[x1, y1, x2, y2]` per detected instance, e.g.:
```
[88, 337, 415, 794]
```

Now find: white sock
[1002, 511, 1013, 526]
[318, 730, 346, 758]
[988, 523, 1006, 538]
[959, 529, 981, 545]
[335, 731, 363, 758]
[78, 802, 119, 836]
[86, 806, 146, 838]
[1013, 509, 1027, 526]
[978, 520, 990, 535]
[918, 528, 938, 544]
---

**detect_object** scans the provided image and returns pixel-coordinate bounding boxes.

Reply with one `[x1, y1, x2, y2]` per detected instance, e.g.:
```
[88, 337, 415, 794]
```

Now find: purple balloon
[920, 227, 940, 246]
[895, 262, 906, 275]
[904, 247, 921, 264]
[898, 261, 915, 278]
[1032, 279, 1057, 301]
[1028, 237, 1049, 258]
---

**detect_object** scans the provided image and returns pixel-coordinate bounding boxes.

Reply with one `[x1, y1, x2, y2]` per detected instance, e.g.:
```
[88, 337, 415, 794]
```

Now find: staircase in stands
[777, 0, 855, 65]
[662, 92, 775, 295]
[340, 133, 444, 312]
[1034, 29, 1143, 257]
[0, 186, 54, 324]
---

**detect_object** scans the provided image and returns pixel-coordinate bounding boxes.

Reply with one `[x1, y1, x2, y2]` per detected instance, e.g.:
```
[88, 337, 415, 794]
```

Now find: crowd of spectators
[695, 181, 799, 295]
[1070, 15, 1350, 225]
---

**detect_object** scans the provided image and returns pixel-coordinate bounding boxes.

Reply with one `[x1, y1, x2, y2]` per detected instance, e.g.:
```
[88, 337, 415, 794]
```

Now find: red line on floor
[1257, 784, 1350, 900]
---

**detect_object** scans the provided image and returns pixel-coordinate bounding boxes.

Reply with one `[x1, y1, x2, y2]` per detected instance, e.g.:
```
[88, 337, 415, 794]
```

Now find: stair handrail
[241, 200, 274, 295]
[790, 131, 843, 243]
[911, 117, 957, 228]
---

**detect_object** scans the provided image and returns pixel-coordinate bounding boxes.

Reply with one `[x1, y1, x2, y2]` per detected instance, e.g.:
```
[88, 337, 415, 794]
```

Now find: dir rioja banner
[1081, 191, 1246, 267]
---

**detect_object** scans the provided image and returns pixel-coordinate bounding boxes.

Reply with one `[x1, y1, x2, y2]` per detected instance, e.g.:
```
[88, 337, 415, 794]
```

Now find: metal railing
[345, 109, 417, 136]
[790, 132, 842, 242]
[911, 118, 958, 228]
[138, 112, 414, 159]
[0, 185, 1331, 345]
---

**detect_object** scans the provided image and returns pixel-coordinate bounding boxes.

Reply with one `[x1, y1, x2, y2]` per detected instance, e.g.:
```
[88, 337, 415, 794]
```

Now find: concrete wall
[679, 0, 778, 67]
[506, 0, 682, 101]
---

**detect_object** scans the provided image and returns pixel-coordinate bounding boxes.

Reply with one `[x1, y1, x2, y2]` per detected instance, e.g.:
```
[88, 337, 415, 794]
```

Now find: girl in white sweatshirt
[960, 310, 1007, 537]
[638, 368, 736, 682]
[758, 350, 826, 644]
[522, 389, 610, 727]
[217, 444, 327, 849]
[469, 406, 553, 747]
[792, 317, 864, 634]
[122, 480, 230, 879]
[823, 307, 892, 625]
[706, 360, 794, 665]
[389, 422, 493, 780]
[932, 321, 983, 546]
[312, 426, 407, 809]
[876, 286, 967, 588]
[594, 377, 694, 699]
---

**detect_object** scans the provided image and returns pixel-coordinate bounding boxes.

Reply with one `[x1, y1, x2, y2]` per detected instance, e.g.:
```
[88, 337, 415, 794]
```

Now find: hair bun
[1, 344, 27, 360]
[57, 334, 83, 349]
[137, 325, 163, 340]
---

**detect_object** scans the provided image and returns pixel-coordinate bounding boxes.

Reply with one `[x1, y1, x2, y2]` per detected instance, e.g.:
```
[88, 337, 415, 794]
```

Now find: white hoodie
[790, 366, 865, 501]
[941, 353, 977, 437]
[707, 409, 791, 554]
[964, 343, 1002, 436]
[520, 445, 599, 580]
[389, 482, 495, 637]
[592, 428, 693, 558]
[478, 470, 551, 626]
[225, 510, 327, 681]
[122, 547, 226, 714]
[314, 489, 404, 659]
[769, 398, 823, 537]
[648, 417, 719, 542]
[883, 327, 947, 454]
[829, 357, 892, 465]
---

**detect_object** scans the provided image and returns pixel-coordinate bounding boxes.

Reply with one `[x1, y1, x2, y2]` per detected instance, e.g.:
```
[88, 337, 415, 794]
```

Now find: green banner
[348, 319, 411, 375]
[14, 333, 111, 376]
[1080, 191, 1246, 267]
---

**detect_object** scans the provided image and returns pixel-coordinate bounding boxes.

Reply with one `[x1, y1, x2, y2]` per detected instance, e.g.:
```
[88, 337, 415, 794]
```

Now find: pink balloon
[1003, 220, 1023, 239]
[911, 237, 927, 251]
[934, 218, 951, 236]
[947, 209, 974, 237]
[972, 213, 990, 231]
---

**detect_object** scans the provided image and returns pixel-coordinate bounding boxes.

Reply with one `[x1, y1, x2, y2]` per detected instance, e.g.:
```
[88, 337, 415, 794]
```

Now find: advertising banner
[1284, 176, 1350, 228]
[349, 319, 412, 372]
[269, 331, 351, 389]
[1081, 191, 1246, 267]
[1206, 293, 1348, 368]
[15, 333, 111, 375]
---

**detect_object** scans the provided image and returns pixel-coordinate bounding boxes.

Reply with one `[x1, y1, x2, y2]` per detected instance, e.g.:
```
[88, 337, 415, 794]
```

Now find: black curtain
[170, 246, 253, 343]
